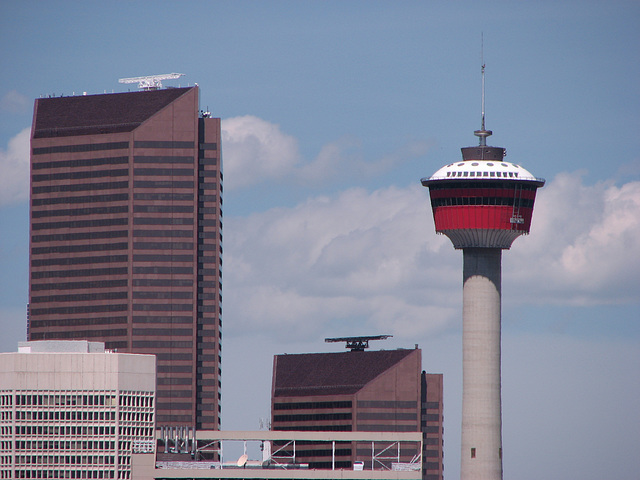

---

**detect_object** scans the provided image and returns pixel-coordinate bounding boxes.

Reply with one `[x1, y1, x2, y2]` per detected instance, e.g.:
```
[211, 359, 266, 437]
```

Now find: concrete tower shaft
[461, 248, 502, 480]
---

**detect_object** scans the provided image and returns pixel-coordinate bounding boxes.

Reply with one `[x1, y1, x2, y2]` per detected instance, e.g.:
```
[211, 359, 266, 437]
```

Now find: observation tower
[421, 67, 544, 480]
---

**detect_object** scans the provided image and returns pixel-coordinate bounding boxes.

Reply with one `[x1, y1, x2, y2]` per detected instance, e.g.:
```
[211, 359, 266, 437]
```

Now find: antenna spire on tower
[474, 34, 492, 146]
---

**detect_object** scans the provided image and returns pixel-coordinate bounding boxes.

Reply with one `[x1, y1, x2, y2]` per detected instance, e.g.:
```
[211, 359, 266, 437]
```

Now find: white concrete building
[0, 340, 155, 480]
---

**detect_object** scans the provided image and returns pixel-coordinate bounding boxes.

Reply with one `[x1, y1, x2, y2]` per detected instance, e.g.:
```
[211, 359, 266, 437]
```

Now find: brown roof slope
[33, 87, 193, 138]
[273, 349, 415, 397]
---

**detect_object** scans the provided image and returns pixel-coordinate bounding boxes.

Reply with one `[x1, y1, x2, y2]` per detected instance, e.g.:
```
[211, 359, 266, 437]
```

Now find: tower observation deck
[421, 82, 544, 480]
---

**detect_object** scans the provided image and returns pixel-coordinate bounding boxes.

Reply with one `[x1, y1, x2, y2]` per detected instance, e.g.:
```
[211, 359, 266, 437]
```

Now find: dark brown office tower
[271, 348, 444, 480]
[28, 86, 222, 430]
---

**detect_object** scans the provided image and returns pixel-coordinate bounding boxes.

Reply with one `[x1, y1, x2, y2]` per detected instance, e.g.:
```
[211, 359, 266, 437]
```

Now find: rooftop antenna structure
[118, 73, 185, 91]
[474, 34, 492, 147]
[324, 335, 392, 352]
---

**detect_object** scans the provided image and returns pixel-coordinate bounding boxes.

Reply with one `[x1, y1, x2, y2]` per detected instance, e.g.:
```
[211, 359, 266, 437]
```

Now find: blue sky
[1, 2, 639, 479]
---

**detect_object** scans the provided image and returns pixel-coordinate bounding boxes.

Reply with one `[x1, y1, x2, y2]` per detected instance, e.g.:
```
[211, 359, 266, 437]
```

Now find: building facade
[0, 340, 155, 480]
[27, 86, 222, 429]
[270, 348, 443, 480]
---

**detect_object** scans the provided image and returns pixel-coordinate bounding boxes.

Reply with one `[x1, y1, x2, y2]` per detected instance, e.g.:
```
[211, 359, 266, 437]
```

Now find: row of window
[356, 412, 417, 421]
[32, 206, 128, 219]
[133, 229, 193, 237]
[11, 469, 115, 479]
[445, 170, 520, 178]
[32, 193, 128, 207]
[131, 254, 193, 262]
[133, 205, 193, 213]
[274, 413, 352, 422]
[13, 456, 116, 466]
[32, 230, 128, 243]
[133, 140, 194, 149]
[133, 180, 193, 189]
[14, 426, 115, 436]
[273, 400, 352, 411]
[132, 316, 193, 324]
[14, 411, 115, 421]
[14, 441, 115, 451]
[32, 254, 127, 267]
[29, 329, 126, 341]
[32, 181, 128, 195]
[32, 141, 129, 155]
[429, 181, 538, 191]
[431, 197, 535, 208]
[133, 168, 193, 176]
[133, 155, 193, 164]
[31, 267, 128, 279]
[32, 169, 128, 183]
[27, 317, 127, 329]
[32, 156, 128, 171]
[29, 305, 127, 316]
[32, 242, 128, 256]
[30, 292, 127, 304]
[132, 217, 193, 225]
[132, 242, 193, 250]
[357, 400, 417, 409]
[32, 218, 128, 231]
[31, 280, 127, 291]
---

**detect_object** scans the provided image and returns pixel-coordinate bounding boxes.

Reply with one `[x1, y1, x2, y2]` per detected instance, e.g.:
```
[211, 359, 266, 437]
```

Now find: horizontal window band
[29, 316, 127, 329]
[32, 205, 128, 219]
[32, 156, 129, 170]
[134, 155, 194, 164]
[132, 254, 193, 262]
[133, 242, 193, 250]
[134, 168, 194, 176]
[31, 255, 128, 267]
[134, 180, 194, 189]
[32, 141, 129, 155]
[32, 242, 128, 255]
[133, 316, 193, 324]
[133, 205, 193, 214]
[132, 292, 193, 300]
[133, 328, 194, 336]
[133, 218, 193, 226]
[29, 304, 128, 315]
[133, 229, 193, 238]
[32, 193, 129, 207]
[32, 181, 129, 195]
[32, 217, 129, 231]
[32, 168, 129, 183]
[32, 230, 128, 243]
[30, 291, 128, 304]
[132, 266, 193, 274]
[31, 267, 128, 279]
[132, 304, 193, 312]
[30, 329, 127, 339]
[134, 140, 194, 149]
[31, 279, 127, 291]
[133, 192, 194, 201]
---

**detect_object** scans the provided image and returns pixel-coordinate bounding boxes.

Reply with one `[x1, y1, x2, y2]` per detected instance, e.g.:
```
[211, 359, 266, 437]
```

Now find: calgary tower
[421, 65, 544, 480]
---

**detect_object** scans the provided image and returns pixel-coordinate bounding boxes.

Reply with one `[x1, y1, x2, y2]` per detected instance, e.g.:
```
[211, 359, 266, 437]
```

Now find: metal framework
[324, 335, 393, 351]
[118, 73, 185, 90]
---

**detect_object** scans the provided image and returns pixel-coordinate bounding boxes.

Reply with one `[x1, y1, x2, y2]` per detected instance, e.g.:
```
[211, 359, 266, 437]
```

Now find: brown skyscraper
[28, 86, 222, 430]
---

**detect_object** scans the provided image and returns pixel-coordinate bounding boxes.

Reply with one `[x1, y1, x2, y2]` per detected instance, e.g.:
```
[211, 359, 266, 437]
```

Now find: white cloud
[507, 173, 640, 305]
[0, 127, 30, 206]
[221, 116, 301, 190]
[222, 115, 431, 190]
[225, 173, 640, 340]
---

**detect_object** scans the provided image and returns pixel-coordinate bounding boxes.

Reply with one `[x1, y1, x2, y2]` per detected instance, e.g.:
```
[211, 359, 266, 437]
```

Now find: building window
[471, 447, 476, 458]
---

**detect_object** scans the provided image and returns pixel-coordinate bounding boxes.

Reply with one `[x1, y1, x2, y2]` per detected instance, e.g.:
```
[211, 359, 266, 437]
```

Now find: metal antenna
[474, 33, 492, 146]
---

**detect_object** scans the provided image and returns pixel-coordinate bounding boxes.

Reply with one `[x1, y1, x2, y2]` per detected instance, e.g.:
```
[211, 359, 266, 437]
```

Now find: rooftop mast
[474, 34, 492, 146]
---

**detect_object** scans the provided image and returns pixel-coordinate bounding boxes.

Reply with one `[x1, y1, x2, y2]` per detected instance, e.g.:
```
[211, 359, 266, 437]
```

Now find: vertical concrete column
[461, 248, 503, 480]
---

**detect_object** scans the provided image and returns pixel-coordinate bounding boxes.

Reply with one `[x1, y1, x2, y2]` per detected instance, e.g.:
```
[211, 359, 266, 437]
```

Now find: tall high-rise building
[271, 347, 443, 480]
[421, 69, 544, 479]
[27, 86, 222, 430]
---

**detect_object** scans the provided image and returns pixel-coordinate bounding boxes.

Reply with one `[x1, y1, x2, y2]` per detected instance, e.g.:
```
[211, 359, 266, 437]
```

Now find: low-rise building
[0, 340, 155, 480]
